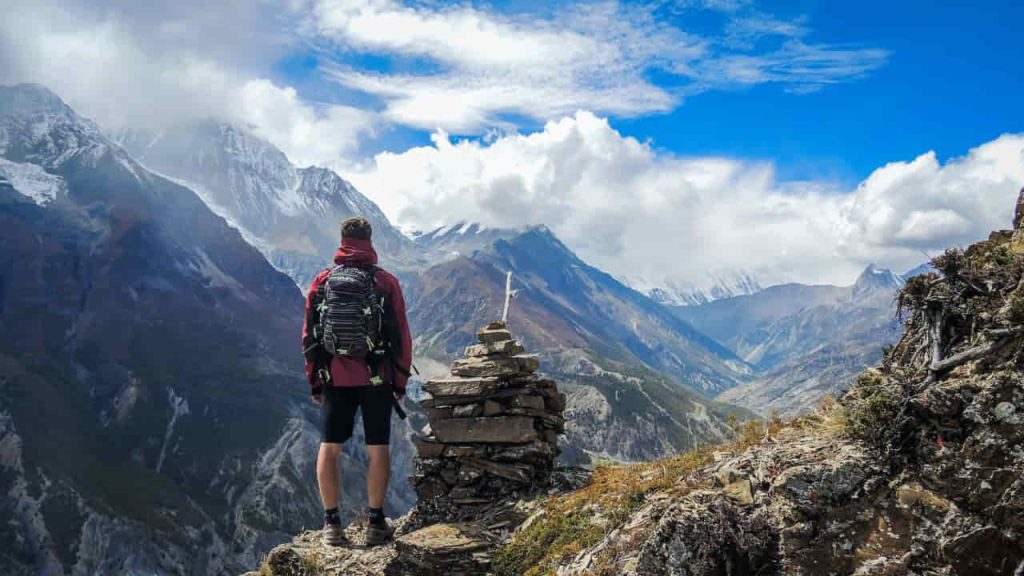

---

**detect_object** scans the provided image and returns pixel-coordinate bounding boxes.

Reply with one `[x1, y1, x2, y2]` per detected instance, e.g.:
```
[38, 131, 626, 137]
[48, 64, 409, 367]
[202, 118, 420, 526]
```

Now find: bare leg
[317, 442, 344, 511]
[366, 444, 390, 509]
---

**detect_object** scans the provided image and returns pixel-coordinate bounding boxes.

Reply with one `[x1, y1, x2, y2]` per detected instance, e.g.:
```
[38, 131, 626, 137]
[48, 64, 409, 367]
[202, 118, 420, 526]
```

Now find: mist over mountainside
[116, 122, 430, 287]
[679, 264, 917, 416]
[0, 84, 416, 575]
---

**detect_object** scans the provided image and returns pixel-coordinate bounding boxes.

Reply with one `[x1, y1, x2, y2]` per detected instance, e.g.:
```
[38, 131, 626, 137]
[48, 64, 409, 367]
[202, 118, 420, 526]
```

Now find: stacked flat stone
[411, 321, 566, 520]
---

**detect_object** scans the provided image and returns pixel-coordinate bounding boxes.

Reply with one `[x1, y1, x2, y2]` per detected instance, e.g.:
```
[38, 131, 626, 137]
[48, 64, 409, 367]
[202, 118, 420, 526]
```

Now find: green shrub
[841, 371, 901, 451]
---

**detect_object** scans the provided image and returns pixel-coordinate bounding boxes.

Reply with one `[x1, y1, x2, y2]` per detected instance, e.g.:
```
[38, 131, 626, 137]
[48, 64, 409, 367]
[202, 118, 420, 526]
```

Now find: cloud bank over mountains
[2, 0, 1020, 287]
[352, 114, 1024, 286]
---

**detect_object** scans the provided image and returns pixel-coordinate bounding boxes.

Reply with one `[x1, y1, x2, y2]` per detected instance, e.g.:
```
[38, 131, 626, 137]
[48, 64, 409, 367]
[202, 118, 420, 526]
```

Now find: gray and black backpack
[317, 265, 385, 358]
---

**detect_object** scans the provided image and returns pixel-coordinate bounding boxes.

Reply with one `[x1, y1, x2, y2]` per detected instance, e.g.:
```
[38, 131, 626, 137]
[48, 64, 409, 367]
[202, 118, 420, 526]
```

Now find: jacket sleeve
[387, 275, 413, 394]
[302, 270, 329, 395]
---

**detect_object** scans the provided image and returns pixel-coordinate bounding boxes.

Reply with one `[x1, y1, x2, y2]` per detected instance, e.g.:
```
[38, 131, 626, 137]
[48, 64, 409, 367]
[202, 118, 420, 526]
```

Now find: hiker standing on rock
[301, 217, 413, 546]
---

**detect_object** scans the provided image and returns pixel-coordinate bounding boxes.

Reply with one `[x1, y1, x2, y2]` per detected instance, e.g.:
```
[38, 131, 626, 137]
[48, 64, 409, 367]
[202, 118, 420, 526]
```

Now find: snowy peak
[852, 264, 902, 297]
[117, 119, 427, 283]
[295, 166, 389, 222]
[416, 221, 545, 258]
[633, 271, 764, 307]
[0, 83, 115, 170]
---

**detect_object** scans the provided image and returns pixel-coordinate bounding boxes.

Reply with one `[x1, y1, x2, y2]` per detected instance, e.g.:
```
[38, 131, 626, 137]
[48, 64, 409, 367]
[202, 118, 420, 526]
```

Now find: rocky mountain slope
[404, 226, 754, 463]
[254, 193, 1024, 576]
[678, 264, 908, 416]
[0, 84, 415, 575]
[117, 121, 429, 287]
[494, 193, 1024, 575]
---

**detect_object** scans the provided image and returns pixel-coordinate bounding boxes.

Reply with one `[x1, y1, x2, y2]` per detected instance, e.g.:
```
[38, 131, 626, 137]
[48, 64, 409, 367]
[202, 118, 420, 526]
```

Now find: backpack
[317, 265, 385, 359]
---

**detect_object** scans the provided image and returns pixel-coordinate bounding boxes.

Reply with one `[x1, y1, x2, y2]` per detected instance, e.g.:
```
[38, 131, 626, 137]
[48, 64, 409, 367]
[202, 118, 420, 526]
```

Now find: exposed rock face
[410, 321, 566, 524]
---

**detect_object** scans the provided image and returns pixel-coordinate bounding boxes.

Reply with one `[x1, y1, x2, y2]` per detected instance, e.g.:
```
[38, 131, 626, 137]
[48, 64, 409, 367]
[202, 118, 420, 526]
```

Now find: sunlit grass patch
[493, 413, 791, 576]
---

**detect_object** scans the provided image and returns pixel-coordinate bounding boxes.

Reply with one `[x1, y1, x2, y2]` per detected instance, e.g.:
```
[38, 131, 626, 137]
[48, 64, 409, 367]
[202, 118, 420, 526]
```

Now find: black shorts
[321, 385, 393, 445]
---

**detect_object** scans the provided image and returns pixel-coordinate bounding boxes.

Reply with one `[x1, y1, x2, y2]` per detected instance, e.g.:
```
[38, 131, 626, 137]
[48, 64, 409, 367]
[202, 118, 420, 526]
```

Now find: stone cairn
[411, 321, 567, 523]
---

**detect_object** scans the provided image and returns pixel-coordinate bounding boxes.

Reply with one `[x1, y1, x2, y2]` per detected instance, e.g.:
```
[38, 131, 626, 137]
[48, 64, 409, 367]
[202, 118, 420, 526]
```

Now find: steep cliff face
[496, 192, 1024, 575]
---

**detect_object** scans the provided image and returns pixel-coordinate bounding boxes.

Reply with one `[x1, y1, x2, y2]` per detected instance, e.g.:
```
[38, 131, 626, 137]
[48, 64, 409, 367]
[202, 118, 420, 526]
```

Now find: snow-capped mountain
[404, 224, 754, 461]
[851, 263, 903, 299]
[0, 84, 417, 575]
[116, 121, 429, 287]
[628, 270, 764, 306]
[413, 220, 531, 257]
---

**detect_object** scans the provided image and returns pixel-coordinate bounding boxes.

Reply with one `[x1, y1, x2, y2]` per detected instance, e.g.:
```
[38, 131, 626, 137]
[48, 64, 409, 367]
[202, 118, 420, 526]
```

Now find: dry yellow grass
[493, 416, 789, 576]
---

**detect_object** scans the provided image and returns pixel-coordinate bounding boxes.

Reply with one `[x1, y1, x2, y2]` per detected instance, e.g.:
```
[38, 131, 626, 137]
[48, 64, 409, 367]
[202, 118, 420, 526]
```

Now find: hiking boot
[322, 523, 347, 547]
[365, 520, 394, 546]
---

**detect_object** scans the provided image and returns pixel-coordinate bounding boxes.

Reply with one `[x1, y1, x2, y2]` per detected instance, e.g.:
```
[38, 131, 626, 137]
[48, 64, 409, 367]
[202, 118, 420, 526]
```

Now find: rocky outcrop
[251, 322, 573, 576]
[409, 321, 566, 525]
[496, 191, 1024, 576]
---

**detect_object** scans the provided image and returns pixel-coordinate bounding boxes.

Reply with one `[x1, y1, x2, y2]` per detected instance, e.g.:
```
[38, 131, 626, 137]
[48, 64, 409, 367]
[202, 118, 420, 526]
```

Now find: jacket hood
[333, 237, 378, 267]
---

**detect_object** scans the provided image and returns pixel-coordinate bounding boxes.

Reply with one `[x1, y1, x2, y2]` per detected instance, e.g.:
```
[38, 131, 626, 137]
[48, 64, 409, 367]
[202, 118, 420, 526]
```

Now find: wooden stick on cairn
[501, 271, 517, 324]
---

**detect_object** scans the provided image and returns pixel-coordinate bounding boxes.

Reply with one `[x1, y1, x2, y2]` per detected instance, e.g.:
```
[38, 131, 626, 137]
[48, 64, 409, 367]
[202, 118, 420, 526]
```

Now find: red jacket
[302, 238, 413, 396]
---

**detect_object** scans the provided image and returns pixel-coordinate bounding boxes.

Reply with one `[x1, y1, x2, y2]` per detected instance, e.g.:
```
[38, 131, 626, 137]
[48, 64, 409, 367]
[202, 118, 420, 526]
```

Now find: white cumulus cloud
[0, 0, 375, 168]
[349, 114, 1024, 287]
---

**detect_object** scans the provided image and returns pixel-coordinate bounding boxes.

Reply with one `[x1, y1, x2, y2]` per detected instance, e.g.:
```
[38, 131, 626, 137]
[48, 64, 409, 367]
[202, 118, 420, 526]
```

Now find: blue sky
[267, 0, 1023, 186]
[4, 0, 1024, 287]
[617, 0, 1024, 183]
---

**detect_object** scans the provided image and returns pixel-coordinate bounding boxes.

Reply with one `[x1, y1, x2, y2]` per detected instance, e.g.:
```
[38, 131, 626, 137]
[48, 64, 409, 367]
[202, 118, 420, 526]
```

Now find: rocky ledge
[249, 322, 577, 576]
[496, 191, 1024, 575]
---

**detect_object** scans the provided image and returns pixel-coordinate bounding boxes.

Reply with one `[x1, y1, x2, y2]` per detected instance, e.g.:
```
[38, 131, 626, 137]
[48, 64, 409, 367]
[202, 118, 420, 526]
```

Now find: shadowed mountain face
[404, 226, 754, 462]
[116, 121, 430, 287]
[0, 84, 416, 575]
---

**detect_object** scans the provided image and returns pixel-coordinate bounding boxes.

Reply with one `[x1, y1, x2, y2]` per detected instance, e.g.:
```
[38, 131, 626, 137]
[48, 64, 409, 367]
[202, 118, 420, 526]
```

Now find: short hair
[341, 217, 372, 240]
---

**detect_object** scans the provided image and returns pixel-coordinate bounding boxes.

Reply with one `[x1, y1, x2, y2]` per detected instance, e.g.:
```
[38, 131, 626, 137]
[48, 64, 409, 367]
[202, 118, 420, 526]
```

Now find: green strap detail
[369, 375, 383, 386]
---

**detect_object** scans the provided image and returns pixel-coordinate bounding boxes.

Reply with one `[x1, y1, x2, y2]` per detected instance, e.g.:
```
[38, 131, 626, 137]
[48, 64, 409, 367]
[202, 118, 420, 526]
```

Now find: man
[302, 217, 412, 546]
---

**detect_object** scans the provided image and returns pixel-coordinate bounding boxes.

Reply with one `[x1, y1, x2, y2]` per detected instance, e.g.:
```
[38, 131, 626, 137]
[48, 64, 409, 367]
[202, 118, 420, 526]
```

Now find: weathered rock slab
[431, 416, 538, 444]
[423, 376, 510, 398]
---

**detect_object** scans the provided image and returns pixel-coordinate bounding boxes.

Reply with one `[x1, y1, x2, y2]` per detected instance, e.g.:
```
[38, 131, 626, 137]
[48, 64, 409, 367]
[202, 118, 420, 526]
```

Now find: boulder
[390, 523, 491, 576]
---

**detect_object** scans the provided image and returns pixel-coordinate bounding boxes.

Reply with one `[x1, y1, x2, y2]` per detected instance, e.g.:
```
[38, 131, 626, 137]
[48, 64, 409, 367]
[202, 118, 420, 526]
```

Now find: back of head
[341, 217, 372, 241]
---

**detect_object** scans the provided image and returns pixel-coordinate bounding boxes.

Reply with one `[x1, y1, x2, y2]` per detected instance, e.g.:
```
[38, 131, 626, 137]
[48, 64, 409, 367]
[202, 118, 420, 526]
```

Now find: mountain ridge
[0, 83, 417, 575]
[116, 120, 430, 287]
